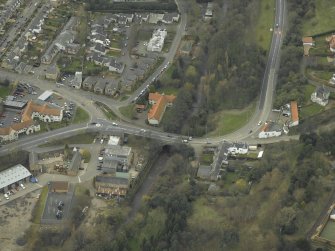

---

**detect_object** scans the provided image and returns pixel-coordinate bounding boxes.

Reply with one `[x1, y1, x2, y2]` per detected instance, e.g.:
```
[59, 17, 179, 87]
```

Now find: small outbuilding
[50, 181, 69, 193]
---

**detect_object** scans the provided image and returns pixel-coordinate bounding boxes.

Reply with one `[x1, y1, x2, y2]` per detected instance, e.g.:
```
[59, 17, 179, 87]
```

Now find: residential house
[329, 74, 335, 85]
[140, 13, 149, 22]
[91, 33, 107, 45]
[302, 37, 315, 56]
[95, 176, 129, 196]
[71, 71, 82, 89]
[0, 120, 40, 142]
[65, 43, 80, 55]
[327, 35, 335, 53]
[82, 76, 98, 90]
[302, 37, 314, 46]
[162, 13, 180, 24]
[289, 101, 299, 127]
[90, 43, 106, 55]
[45, 65, 60, 80]
[205, 2, 214, 20]
[311, 86, 330, 106]
[105, 79, 119, 96]
[148, 92, 176, 125]
[55, 31, 76, 50]
[258, 121, 282, 139]
[107, 58, 124, 73]
[94, 78, 107, 94]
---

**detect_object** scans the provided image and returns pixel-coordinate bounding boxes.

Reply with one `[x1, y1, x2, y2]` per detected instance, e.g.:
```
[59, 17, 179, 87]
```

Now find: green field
[0, 86, 10, 98]
[95, 101, 118, 120]
[73, 107, 90, 123]
[31, 186, 48, 224]
[303, 0, 335, 36]
[255, 0, 275, 50]
[300, 103, 325, 119]
[40, 132, 97, 147]
[208, 102, 255, 136]
[119, 104, 135, 119]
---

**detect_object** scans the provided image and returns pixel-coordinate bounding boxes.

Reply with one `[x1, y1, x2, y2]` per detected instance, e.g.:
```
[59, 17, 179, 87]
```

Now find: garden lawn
[303, 0, 335, 36]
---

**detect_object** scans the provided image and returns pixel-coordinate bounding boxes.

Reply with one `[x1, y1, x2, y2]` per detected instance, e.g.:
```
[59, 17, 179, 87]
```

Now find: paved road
[0, 0, 290, 153]
[221, 0, 286, 141]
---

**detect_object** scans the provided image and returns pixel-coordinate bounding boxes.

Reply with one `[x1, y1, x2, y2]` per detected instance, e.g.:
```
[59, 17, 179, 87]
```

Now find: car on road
[95, 123, 102, 127]
[276, 23, 279, 28]
[258, 121, 262, 126]
[182, 139, 188, 143]
[112, 122, 118, 126]
[140, 129, 146, 133]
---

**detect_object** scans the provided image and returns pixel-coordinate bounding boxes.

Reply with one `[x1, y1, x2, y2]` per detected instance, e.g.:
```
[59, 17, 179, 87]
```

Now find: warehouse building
[0, 164, 31, 193]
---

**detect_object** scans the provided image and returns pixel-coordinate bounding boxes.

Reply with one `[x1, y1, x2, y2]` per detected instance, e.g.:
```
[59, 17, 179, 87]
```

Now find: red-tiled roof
[290, 101, 299, 122]
[148, 93, 176, 122]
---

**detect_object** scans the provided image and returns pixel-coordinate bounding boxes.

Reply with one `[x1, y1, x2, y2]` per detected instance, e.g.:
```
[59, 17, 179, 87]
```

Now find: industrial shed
[0, 164, 31, 193]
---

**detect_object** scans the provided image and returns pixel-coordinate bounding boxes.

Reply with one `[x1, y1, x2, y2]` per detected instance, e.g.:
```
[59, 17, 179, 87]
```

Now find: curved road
[0, 0, 287, 152]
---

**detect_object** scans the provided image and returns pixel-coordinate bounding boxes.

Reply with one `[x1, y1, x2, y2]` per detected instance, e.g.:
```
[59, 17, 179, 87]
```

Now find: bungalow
[289, 101, 299, 127]
[82, 76, 98, 90]
[148, 92, 176, 125]
[258, 121, 282, 139]
[311, 86, 330, 106]
[94, 78, 107, 94]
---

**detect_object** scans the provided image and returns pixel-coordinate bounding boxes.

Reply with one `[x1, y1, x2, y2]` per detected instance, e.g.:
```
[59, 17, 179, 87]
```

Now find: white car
[112, 122, 118, 126]
[4, 193, 9, 200]
[95, 123, 102, 127]
[258, 121, 262, 126]
[20, 183, 25, 189]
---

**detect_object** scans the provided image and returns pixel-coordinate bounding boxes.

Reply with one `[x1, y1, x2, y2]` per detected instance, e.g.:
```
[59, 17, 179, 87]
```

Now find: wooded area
[159, 0, 266, 136]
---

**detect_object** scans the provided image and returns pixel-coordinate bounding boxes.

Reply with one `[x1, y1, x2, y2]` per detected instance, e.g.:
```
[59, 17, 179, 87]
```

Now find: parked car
[4, 193, 9, 200]
[20, 183, 25, 189]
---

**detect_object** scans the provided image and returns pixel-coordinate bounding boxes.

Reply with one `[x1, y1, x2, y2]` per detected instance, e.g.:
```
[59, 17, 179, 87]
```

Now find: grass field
[119, 104, 135, 119]
[73, 107, 90, 123]
[208, 102, 256, 136]
[0, 86, 10, 98]
[300, 103, 325, 119]
[95, 101, 118, 120]
[31, 186, 48, 224]
[303, 0, 335, 36]
[40, 132, 97, 147]
[255, 0, 275, 50]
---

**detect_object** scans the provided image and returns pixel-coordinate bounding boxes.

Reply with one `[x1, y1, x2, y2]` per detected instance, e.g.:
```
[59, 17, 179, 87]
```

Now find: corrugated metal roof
[0, 164, 31, 189]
